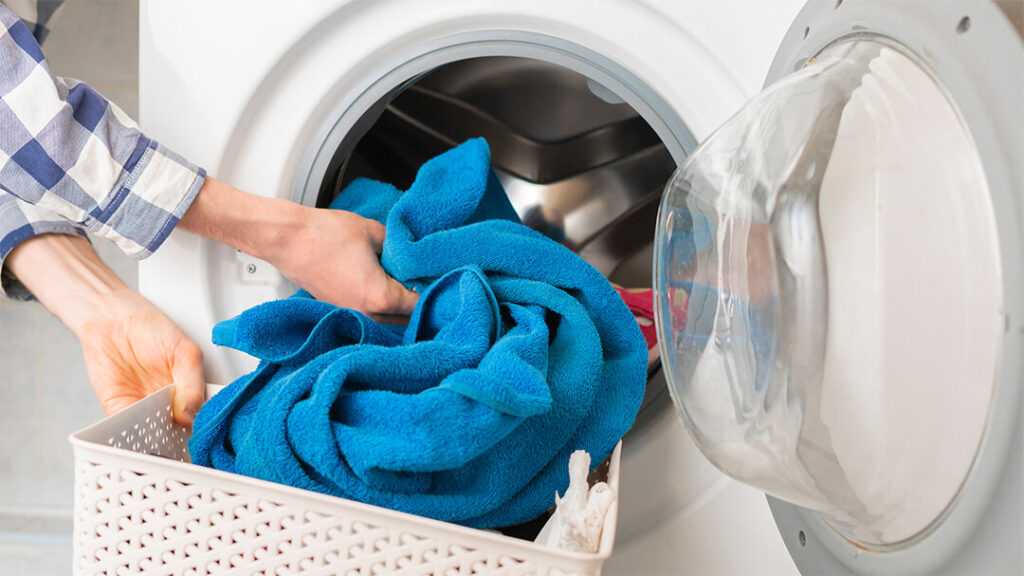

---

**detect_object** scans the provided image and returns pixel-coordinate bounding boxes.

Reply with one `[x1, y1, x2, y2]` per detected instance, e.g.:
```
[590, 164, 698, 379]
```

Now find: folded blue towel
[188, 138, 647, 528]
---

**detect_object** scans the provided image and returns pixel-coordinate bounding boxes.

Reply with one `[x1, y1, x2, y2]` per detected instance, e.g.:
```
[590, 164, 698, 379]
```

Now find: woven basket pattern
[71, 388, 606, 576]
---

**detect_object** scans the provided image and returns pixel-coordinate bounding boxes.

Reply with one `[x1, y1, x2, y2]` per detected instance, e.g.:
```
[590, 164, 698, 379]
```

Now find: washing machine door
[652, 1, 1022, 573]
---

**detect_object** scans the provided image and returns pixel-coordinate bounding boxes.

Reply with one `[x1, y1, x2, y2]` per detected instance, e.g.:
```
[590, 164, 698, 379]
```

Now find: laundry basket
[70, 385, 621, 576]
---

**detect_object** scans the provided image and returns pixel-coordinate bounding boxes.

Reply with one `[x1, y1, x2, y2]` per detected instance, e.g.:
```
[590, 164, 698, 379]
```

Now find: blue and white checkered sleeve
[0, 5, 206, 263]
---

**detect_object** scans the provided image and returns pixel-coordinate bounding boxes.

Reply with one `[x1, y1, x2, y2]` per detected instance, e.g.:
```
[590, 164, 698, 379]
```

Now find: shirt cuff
[81, 139, 206, 259]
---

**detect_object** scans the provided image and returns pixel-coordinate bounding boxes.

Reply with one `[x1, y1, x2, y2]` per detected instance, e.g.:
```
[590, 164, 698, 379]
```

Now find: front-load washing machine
[138, 1, 1023, 573]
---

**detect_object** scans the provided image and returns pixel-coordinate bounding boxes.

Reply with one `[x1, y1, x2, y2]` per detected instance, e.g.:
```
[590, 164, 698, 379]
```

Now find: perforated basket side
[70, 386, 617, 576]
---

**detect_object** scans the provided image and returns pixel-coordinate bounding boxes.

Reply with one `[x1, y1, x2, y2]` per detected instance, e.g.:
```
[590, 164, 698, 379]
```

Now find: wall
[0, 1, 139, 574]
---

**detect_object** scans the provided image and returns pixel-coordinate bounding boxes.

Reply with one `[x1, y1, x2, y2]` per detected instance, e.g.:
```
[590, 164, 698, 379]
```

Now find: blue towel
[188, 138, 647, 528]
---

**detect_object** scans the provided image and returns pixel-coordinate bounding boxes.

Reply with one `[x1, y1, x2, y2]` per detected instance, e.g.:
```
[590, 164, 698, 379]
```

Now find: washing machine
[137, 1, 1023, 573]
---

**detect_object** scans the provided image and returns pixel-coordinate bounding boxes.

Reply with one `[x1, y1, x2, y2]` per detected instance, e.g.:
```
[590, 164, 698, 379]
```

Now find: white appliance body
[138, 1, 1022, 574]
[139, 1, 803, 573]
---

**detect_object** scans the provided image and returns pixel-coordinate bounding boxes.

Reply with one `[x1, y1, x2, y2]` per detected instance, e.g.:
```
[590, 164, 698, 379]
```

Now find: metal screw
[246, 264, 257, 274]
[956, 16, 971, 34]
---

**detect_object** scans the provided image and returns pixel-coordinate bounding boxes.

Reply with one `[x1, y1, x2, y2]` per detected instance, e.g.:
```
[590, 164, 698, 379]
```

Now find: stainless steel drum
[319, 57, 675, 289]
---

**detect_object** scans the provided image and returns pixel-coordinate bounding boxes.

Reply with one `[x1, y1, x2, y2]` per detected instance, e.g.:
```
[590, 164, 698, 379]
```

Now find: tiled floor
[0, 2, 140, 574]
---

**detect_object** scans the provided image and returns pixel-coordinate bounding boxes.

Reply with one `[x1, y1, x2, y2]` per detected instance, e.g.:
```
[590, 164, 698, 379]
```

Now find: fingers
[171, 340, 206, 427]
[279, 210, 416, 316]
[375, 277, 419, 317]
[365, 220, 386, 254]
[389, 279, 420, 316]
[362, 222, 418, 316]
[359, 276, 419, 319]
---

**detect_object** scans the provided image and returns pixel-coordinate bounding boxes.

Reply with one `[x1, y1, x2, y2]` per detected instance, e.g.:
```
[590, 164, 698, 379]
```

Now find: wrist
[177, 177, 305, 262]
[243, 197, 305, 263]
[5, 234, 139, 336]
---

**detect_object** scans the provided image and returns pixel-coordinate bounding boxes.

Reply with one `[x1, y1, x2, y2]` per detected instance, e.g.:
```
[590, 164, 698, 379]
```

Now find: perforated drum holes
[834, 0, 843, 10]
[957, 16, 971, 34]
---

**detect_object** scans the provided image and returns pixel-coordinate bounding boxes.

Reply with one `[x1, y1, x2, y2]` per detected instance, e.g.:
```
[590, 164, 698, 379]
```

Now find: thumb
[171, 341, 206, 427]
[384, 277, 420, 316]
[365, 219, 387, 254]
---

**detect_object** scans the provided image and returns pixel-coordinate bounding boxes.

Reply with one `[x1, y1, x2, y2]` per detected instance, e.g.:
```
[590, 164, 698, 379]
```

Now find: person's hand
[75, 292, 205, 423]
[5, 235, 205, 425]
[179, 177, 418, 319]
[262, 208, 418, 320]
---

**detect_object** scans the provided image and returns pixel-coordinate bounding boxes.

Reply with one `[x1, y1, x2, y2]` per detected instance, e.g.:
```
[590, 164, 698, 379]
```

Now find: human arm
[1, 2, 414, 426]
[0, 180, 416, 424]
[0, 190, 89, 297]
[0, 180, 416, 423]
[178, 177, 418, 317]
[4, 232, 204, 425]
[1, 5, 205, 260]
[1, 4, 416, 315]
[0, 2, 203, 424]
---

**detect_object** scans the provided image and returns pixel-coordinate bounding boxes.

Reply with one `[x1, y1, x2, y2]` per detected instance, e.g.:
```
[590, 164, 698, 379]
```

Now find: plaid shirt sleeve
[0, 3, 206, 299]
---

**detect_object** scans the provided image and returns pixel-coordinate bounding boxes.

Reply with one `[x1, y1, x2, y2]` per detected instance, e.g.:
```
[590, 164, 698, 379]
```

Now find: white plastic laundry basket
[70, 385, 621, 575]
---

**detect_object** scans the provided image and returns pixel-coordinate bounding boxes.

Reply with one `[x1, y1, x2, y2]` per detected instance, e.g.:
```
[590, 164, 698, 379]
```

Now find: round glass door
[653, 37, 1003, 548]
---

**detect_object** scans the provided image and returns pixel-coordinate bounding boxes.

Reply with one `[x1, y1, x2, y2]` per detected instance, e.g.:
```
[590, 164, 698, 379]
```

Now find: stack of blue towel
[188, 139, 647, 528]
